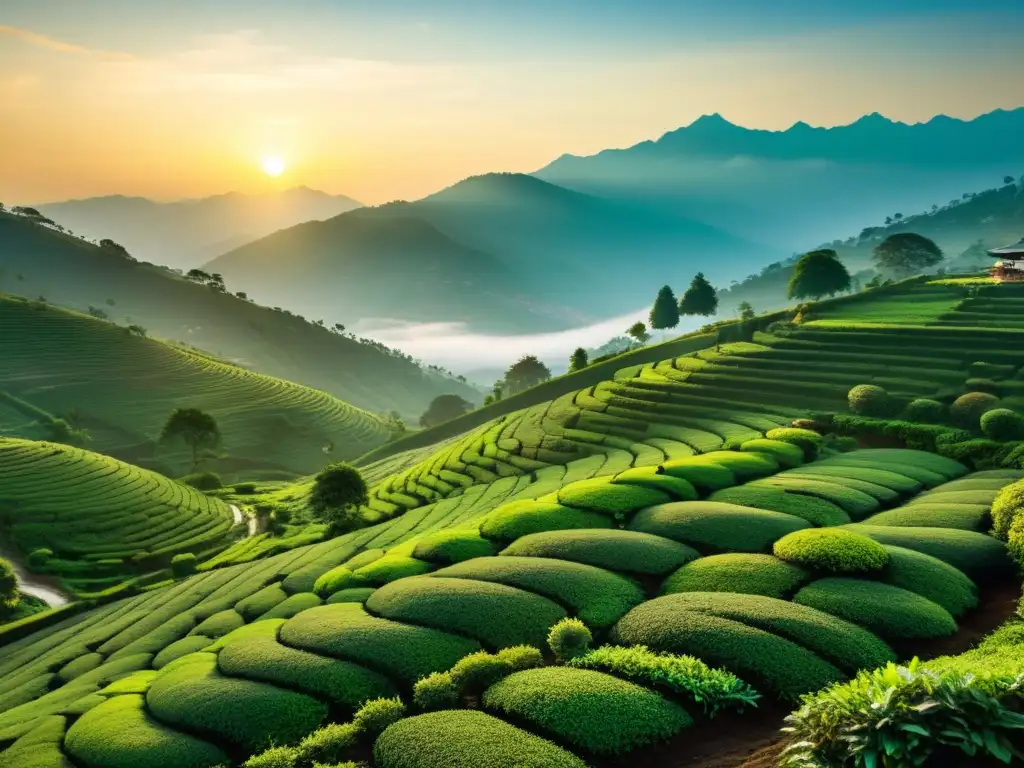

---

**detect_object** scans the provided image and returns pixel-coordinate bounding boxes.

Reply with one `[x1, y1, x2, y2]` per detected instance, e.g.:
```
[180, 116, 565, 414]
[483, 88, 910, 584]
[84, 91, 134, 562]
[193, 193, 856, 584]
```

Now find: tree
[787, 249, 852, 300]
[503, 355, 552, 395]
[87, 306, 108, 320]
[893, 213, 903, 221]
[127, 324, 147, 337]
[235, 292, 248, 300]
[160, 408, 221, 471]
[569, 347, 589, 372]
[873, 233, 944, 278]
[186, 268, 211, 283]
[0, 558, 18, 615]
[626, 321, 651, 345]
[738, 301, 756, 321]
[308, 462, 369, 534]
[1004, 176, 1015, 185]
[648, 285, 679, 333]
[885, 216, 892, 225]
[419, 395, 473, 428]
[678, 273, 719, 317]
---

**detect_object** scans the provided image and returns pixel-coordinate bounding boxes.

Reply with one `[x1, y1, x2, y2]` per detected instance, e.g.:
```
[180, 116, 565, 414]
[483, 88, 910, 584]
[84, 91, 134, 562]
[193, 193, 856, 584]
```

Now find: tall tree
[626, 322, 651, 345]
[648, 285, 680, 333]
[569, 347, 589, 373]
[419, 395, 473, 428]
[160, 408, 221, 471]
[678, 273, 719, 317]
[873, 233, 944, 278]
[787, 249, 852, 300]
[738, 301, 756, 321]
[308, 462, 369, 534]
[503, 355, 552, 395]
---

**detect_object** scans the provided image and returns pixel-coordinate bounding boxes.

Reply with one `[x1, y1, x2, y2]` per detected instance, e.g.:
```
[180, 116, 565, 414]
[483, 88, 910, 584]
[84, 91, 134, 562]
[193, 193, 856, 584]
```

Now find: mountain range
[36, 187, 363, 270]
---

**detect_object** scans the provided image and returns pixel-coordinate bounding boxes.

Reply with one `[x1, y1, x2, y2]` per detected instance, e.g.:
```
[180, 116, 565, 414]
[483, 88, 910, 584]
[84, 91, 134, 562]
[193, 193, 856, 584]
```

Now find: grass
[662, 553, 810, 599]
[628, 501, 811, 553]
[500, 528, 700, 574]
[482, 667, 692, 754]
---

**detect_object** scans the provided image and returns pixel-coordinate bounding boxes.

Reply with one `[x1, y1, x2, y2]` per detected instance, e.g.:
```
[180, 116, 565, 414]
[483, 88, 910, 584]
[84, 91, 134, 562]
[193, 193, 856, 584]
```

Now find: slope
[0, 211, 480, 419]
[0, 293, 389, 476]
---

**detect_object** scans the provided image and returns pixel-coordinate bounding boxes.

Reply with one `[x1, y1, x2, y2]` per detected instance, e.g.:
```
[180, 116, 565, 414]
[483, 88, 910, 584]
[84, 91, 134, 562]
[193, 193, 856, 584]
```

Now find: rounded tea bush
[981, 409, 1024, 441]
[903, 398, 947, 425]
[413, 672, 460, 711]
[27, 547, 53, 569]
[773, 529, 889, 574]
[548, 618, 592, 662]
[353, 697, 406, 735]
[170, 553, 197, 578]
[950, 392, 1000, 429]
[848, 385, 890, 417]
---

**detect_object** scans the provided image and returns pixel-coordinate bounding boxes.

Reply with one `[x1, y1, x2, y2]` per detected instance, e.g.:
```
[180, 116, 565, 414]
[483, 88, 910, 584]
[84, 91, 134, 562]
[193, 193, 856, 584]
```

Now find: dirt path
[229, 504, 259, 537]
[0, 542, 71, 607]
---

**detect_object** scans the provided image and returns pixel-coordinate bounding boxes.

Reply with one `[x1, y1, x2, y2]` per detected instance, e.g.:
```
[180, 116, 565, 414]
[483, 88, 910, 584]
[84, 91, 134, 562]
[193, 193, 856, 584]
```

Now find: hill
[0, 210, 480, 419]
[0, 293, 389, 476]
[0, 437, 236, 593]
[35, 187, 363, 270]
[206, 173, 762, 333]
[536, 108, 1024, 251]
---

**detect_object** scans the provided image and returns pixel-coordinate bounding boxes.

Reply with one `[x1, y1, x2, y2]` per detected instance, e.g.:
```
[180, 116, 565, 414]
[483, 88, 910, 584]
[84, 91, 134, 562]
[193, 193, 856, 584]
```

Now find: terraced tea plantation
[0, 437, 236, 593]
[2, 441, 1020, 768]
[0, 295, 390, 475]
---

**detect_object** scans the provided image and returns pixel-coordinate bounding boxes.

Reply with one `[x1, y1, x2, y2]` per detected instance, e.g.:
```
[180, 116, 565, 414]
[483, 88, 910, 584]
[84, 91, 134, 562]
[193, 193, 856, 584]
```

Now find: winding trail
[0, 542, 71, 607]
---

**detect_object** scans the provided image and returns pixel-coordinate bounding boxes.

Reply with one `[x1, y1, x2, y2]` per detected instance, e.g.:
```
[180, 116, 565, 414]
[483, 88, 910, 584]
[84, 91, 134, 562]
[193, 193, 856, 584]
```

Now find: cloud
[0, 25, 133, 60]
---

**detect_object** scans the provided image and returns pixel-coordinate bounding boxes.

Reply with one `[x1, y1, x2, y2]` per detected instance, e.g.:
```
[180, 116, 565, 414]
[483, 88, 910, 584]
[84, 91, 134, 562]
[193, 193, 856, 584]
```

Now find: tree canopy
[0, 558, 19, 614]
[873, 233, 944, 278]
[569, 347, 589, 373]
[678, 273, 718, 317]
[160, 408, 221, 471]
[626, 322, 651, 345]
[308, 462, 369, 534]
[649, 285, 680, 331]
[503, 355, 552, 395]
[738, 301, 756, 321]
[787, 249, 852, 300]
[420, 394, 474, 428]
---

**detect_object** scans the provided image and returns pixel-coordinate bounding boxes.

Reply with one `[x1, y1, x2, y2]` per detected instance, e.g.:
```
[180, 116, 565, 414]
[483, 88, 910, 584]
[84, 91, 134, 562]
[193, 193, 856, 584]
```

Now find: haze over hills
[536, 108, 1024, 250]
[206, 173, 764, 334]
[36, 187, 363, 270]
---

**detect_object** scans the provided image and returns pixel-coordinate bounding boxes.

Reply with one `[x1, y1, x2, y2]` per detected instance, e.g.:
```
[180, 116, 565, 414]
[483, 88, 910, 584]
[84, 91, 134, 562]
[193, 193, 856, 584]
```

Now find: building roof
[989, 238, 1024, 257]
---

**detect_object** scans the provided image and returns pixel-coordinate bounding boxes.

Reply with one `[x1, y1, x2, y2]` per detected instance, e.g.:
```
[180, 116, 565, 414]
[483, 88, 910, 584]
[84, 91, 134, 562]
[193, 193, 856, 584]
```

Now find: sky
[2, 0, 1023, 205]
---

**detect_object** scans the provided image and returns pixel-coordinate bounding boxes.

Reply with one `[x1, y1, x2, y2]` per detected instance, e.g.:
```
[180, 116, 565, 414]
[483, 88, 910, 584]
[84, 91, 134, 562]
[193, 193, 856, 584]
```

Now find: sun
[261, 156, 286, 177]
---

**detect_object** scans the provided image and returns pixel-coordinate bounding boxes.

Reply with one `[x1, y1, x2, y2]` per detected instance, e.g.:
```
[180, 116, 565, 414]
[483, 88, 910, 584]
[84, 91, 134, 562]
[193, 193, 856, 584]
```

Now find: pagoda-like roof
[989, 238, 1024, 257]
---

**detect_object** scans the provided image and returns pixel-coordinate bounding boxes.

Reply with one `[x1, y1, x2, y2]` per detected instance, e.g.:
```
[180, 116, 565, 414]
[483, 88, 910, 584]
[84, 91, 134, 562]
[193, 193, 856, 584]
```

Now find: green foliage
[982, 408, 1024, 441]
[794, 577, 956, 640]
[950, 391, 1001, 429]
[626, 321, 651, 345]
[413, 672, 460, 711]
[413, 530, 497, 564]
[568, 347, 589, 373]
[314, 566, 369, 598]
[903, 397, 947, 424]
[502, 355, 553, 396]
[433, 556, 645, 627]
[448, 651, 514, 693]
[698, 450, 779, 480]
[26, 547, 52, 569]
[554, 477, 671, 518]
[568, 644, 759, 715]
[495, 644, 544, 671]
[764, 427, 823, 458]
[419, 394, 474, 428]
[297, 722, 361, 766]
[352, 696, 406, 735]
[325, 588, 375, 605]
[649, 285, 680, 331]
[367, 576, 567, 649]
[628, 501, 810, 554]
[170, 553, 197, 578]
[373, 710, 588, 768]
[64, 694, 228, 768]
[611, 467, 699, 500]
[738, 300, 756, 321]
[880, 545, 978, 617]
[662, 553, 810, 599]
[180, 471, 223, 490]
[479, 500, 612, 544]
[773, 529, 889, 574]
[993, 478, 1024, 540]
[353, 555, 433, 585]
[678, 272, 719, 317]
[781, 660, 1024, 768]
[152, 636, 215, 669]
[191, 609, 245, 638]
[708, 486, 850, 527]
[787, 249, 852, 300]
[865, 502, 989, 531]
[244, 746, 298, 768]
[660, 458, 736, 491]
[739, 438, 805, 468]
[309, 463, 369, 532]
[482, 667, 692, 754]
[847, 384, 890, 417]
[160, 407, 221, 471]
[0, 558, 17, 612]
[548, 617, 592, 662]
[499, 528, 700, 575]
[873, 232, 944, 278]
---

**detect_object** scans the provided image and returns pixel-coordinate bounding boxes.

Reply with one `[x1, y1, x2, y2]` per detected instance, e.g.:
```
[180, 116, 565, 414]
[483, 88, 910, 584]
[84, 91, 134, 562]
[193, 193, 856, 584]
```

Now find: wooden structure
[989, 238, 1024, 282]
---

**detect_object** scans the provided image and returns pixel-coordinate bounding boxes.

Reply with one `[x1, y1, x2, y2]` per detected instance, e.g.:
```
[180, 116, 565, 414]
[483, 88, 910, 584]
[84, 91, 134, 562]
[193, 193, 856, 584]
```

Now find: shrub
[244, 746, 298, 768]
[482, 667, 692, 755]
[794, 578, 956, 640]
[773, 529, 889, 574]
[412, 530, 497, 564]
[992, 478, 1024, 540]
[781, 660, 1024, 768]
[848, 384, 890, 417]
[950, 391, 1000, 429]
[313, 566, 369, 598]
[611, 604, 843, 700]
[64, 693, 229, 768]
[260, 592, 324, 620]
[659, 459, 737, 491]
[966, 377, 1002, 396]
[367, 576, 567, 649]
[170, 553, 198, 578]
[206, 619, 285, 652]
[413, 672, 461, 710]
[432, 556, 645, 628]
[708, 486, 850, 527]
[739, 439, 805, 468]
[548, 618, 592, 662]
[864, 503, 989, 531]
[880, 545, 977, 617]
[353, 555, 433, 585]
[325, 588, 376, 605]
[479, 500, 612, 543]
[554, 478, 671, 519]
[500, 528, 700, 575]
[568, 644, 759, 715]
[352, 697, 406, 735]
[751, 476, 880, 518]
[981, 408, 1024, 441]
[903, 397, 948, 424]
[234, 482, 258, 494]
[448, 651, 514, 692]
[765, 427, 823, 459]
[495, 644, 544, 671]
[180, 471, 223, 490]
[309, 462, 369, 531]
[295, 722, 361, 765]
[373, 710, 588, 768]
[790, 464, 923, 495]
[661, 554, 810, 599]
[152, 636, 215, 669]
[698, 451, 780, 480]
[628, 501, 810, 553]
[27, 547, 52, 569]
[190, 609, 245, 638]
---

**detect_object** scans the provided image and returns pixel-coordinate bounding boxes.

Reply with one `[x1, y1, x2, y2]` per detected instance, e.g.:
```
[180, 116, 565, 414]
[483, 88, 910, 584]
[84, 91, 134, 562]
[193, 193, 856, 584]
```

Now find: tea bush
[548, 617, 592, 662]
[773, 529, 889, 574]
[982, 408, 1024, 441]
[479, 500, 612, 544]
[628, 501, 810, 553]
[950, 391, 1000, 428]
[412, 672, 460, 711]
[879, 545, 977, 617]
[661, 553, 810, 599]
[500, 528, 700, 575]
[412, 530, 497, 564]
[708, 486, 850, 526]
[739, 439, 805, 469]
[848, 384, 890, 417]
